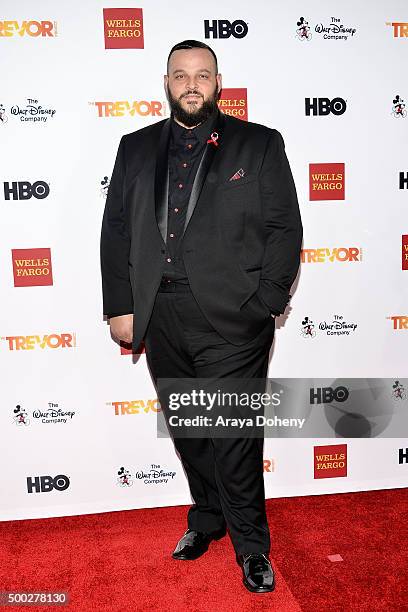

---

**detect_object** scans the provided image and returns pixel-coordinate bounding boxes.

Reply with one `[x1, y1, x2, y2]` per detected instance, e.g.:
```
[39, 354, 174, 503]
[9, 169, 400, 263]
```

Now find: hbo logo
[310, 386, 349, 404]
[27, 474, 70, 493]
[204, 20, 248, 39]
[3, 181, 50, 200]
[305, 98, 347, 116]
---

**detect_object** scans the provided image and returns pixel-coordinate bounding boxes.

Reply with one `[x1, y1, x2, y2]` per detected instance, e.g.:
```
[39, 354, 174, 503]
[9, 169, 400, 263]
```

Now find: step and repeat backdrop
[1, 1, 407, 520]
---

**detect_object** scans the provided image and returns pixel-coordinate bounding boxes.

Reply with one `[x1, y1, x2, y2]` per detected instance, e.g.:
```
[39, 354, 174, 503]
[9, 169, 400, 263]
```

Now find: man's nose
[185, 76, 199, 91]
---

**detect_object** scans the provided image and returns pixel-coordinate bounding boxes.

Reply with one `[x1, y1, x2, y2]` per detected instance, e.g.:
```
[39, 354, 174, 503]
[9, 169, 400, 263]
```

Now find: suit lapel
[154, 118, 171, 245]
[181, 111, 226, 239]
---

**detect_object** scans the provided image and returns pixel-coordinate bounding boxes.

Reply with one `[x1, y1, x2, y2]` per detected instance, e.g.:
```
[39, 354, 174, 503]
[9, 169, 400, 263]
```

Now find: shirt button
[178, 183, 183, 189]
[174, 207, 179, 212]
[187, 144, 192, 149]
[166, 257, 172, 262]
[182, 163, 188, 168]
[169, 233, 175, 238]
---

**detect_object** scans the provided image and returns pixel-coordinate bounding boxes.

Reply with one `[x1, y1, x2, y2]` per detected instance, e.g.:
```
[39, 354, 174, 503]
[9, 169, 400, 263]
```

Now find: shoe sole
[172, 531, 226, 560]
[172, 543, 210, 560]
[242, 577, 275, 593]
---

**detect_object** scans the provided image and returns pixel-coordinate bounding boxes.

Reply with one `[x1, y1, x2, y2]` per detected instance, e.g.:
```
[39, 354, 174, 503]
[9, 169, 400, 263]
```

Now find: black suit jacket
[100, 112, 303, 349]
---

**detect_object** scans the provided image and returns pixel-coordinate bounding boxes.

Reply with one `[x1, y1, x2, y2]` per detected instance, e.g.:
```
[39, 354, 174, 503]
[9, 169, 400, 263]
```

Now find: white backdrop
[1, 0, 407, 520]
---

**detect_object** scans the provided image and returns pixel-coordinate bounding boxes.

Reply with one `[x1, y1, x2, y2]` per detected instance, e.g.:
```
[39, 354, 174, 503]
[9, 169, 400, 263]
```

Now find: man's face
[164, 48, 222, 127]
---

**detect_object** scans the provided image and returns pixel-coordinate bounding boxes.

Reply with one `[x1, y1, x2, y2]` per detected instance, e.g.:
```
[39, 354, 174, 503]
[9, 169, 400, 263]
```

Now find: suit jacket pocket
[216, 174, 257, 191]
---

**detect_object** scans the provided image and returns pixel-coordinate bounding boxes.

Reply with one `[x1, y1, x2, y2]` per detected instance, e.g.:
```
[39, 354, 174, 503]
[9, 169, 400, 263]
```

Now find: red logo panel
[402, 235, 408, 270]
[314, 444, 347, 479]
[309, 163, 345, 201]
[218, 88, 248, 121]
[103, 8, 144, 49]
[12, 248, 53, 287]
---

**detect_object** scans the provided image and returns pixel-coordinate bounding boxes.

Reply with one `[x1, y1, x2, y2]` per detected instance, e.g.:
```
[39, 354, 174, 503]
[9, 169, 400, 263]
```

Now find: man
[100, 40, 302, 594]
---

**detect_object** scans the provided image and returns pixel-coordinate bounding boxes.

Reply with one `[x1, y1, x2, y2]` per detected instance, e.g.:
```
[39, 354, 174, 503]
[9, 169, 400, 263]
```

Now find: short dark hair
[167, 40, 218, 74]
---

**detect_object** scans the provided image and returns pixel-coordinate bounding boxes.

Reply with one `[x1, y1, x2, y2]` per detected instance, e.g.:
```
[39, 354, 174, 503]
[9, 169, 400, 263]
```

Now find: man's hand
[109, 314, 133, 344]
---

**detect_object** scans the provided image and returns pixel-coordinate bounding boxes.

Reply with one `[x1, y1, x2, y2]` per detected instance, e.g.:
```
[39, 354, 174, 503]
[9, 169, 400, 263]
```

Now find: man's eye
[199, 74, 208, 79]
[175, 74, 184, 79]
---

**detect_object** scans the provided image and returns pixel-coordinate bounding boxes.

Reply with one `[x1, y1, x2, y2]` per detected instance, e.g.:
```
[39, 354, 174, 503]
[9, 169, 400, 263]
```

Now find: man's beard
[167, 84, 219, 127]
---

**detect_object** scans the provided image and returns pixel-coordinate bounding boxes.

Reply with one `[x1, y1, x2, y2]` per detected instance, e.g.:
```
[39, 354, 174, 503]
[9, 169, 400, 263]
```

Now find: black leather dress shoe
[238, 553, 275, 593]
[172, 528, 226, 560]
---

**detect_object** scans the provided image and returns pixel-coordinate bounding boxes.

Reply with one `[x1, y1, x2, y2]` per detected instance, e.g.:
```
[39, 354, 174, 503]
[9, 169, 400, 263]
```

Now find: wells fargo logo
[387, 316, 408, 330]
[103, 8, 144, 49]
[309, 163, 345, 200]
[108, 400, 161, 415]
[314, 444, 347, 479]
[301, 247, 361, 263]
[386, 22, 408, 38]
[218, 88, 247, 121]
[0, 20, 57, 37]
[89, 99, 166, 117]
[402, 235, 408, 270]
[2, 333, 76, 350]
[12, 248, 53, 287]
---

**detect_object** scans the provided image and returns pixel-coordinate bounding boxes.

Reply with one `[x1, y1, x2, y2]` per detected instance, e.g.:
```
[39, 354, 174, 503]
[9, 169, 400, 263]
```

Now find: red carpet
[1, 488, 407, 612]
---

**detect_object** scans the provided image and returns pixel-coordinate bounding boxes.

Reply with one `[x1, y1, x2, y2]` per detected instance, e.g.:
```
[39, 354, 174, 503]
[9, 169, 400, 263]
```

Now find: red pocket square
[229, 168, 246, 181]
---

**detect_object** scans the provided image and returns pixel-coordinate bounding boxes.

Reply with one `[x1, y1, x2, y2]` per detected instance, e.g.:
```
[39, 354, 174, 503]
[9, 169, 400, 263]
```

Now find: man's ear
[216, 73, 222, 95]
[163, 75, 169, 99]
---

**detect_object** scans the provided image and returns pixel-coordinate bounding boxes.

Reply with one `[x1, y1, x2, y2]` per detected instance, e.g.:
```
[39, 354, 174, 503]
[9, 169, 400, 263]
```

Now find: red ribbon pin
[207, 131, 219, 146]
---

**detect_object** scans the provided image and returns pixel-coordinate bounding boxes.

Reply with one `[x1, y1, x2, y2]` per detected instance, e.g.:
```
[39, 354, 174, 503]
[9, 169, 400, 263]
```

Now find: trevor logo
[2, 333, 76, 350]
[263, 459, 275, 472]
[386, 22, 408, 38]
[387, 316, 408, 330]
[109, 400, 161, 415]
[301, 247, 361, 263]
[0, 20, 57, 37]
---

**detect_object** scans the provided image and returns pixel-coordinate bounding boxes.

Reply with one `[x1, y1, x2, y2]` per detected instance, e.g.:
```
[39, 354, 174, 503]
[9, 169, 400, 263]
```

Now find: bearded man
[100, 40, 302, 593]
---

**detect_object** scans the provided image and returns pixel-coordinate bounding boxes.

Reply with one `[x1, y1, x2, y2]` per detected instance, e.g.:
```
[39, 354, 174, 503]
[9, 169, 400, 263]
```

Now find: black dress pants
[143, 281, 275, 555]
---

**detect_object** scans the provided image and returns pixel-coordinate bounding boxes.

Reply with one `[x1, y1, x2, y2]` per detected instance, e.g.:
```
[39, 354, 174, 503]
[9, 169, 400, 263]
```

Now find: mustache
[180, 90, 203, 100]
